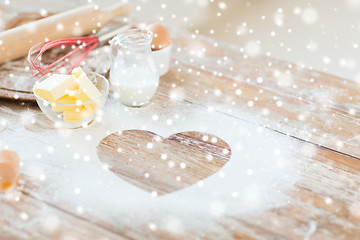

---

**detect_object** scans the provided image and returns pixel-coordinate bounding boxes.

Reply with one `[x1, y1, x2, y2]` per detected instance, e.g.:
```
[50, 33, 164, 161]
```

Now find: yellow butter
[39, 67, 102, 123]
[72, 67, 102, 111]
[63, 106, 95, 123]
[34, 74, 78, 101]
[72, 66, 86, 79]
[51, 94, 78, 112]
[76, 72, 102, 108]
[84, 102, 98, 112]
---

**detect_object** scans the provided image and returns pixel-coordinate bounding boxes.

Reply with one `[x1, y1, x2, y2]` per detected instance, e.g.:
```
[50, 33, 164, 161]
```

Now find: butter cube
[72, 67, 86, 79]
[63, 106, 95, 123]
[84, 102, 98, 112]
[34, 74, 78, 101]
[76, 72, 102, 110]
[51, 94, 78, 112]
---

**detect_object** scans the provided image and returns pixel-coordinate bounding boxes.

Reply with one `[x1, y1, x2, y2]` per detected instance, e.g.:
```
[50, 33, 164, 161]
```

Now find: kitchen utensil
[0, 2, 132, 64]
[4, 12, 57, 30]
[28, 23, 130, 77]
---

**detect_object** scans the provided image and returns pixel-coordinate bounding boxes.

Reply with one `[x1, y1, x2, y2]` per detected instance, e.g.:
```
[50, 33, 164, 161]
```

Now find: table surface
[1, 3, 360, 240]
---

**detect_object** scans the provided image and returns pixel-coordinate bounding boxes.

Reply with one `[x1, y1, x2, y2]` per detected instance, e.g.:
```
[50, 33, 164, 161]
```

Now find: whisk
[28, 24, 130, 77]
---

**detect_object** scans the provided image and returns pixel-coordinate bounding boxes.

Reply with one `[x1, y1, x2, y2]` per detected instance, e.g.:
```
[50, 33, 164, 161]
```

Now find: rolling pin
[0, 2, 132, 64]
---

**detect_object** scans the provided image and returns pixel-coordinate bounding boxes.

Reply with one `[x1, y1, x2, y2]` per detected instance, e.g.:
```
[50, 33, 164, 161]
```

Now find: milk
[110, 67, 159, 107]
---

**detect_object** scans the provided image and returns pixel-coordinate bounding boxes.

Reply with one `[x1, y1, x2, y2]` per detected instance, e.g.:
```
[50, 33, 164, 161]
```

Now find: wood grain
[1, 5, 360, 240]
[5, 12, 57, 30]
[164, 32, 360, 159]
[2, 89, 360, 239]
[0, 190, 128, 240]
[3, 28, 360, 162]
[97, 130, 231, 195]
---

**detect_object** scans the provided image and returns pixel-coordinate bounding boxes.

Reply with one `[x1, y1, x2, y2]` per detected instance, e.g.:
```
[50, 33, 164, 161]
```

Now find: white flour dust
[0, 98, 299, 231]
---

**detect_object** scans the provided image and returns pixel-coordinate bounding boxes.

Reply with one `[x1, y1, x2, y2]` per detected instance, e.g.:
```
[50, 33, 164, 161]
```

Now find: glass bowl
[33, 72, 109, 128]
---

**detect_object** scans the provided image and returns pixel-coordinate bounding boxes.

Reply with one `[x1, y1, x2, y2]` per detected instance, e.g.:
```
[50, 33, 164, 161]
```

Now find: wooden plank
[0, 7, 359, 240]
[97, 130, 231, 195]
[1, 92, 359, 240]
[0, 191, 128, 240]
[236, 202, 360, 240]
[1, 27, 360, 163]
[157, 32, 360, 159]
[1, 4, 360, 161]
[1, 69, 360, 240]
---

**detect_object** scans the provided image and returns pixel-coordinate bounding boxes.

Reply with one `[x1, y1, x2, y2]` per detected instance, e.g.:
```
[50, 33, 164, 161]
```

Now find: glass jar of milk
[109, 29, 159, 107]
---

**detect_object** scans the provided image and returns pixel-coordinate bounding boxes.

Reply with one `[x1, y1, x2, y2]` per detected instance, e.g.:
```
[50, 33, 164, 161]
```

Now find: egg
[0, 150, 20, 192]
[146, 23, 171, 51]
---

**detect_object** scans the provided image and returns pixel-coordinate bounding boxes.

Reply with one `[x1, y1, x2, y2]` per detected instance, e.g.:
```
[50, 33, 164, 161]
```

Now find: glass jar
[109, 29, 159, 107]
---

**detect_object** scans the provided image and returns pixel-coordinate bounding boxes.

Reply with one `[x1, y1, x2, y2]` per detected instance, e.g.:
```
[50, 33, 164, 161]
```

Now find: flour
[0, 117, 7, 134]
[0, 97, 299, 232]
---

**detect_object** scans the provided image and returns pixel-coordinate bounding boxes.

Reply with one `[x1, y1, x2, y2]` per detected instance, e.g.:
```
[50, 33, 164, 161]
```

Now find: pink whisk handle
[28, 35, 99, 77]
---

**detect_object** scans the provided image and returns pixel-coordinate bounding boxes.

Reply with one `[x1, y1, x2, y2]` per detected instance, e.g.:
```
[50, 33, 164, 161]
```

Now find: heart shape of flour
[97, 130, 231, 196]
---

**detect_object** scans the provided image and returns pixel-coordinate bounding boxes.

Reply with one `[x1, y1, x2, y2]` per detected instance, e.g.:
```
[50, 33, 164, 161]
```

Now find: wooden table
[1, 4, 360, 240]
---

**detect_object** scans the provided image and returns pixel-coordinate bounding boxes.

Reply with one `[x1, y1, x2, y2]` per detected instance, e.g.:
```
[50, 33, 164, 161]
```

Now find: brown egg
[0, 150, 20, 192]
[147, 23, 171, 51]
